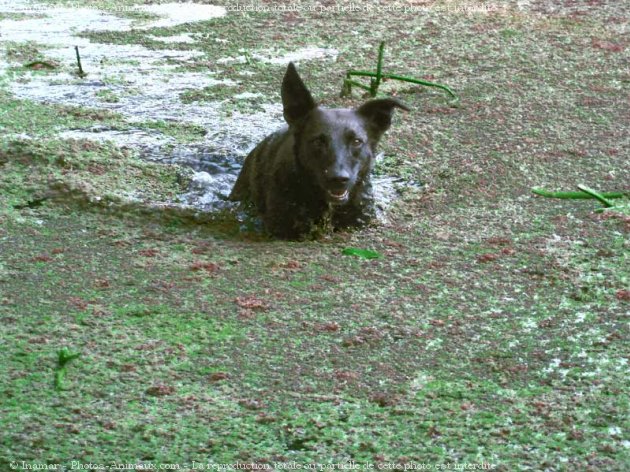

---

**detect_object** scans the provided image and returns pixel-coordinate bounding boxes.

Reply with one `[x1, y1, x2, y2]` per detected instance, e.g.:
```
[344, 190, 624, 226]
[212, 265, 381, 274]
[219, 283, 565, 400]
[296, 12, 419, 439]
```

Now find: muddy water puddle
[0, 0, 413, 219]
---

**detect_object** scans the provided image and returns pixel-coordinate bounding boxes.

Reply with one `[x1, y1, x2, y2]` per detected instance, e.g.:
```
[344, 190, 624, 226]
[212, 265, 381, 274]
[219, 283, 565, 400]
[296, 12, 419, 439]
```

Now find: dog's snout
[326, 168, 350, 186]
[328, 174, 350, 185]
[325, 168, 351, 204]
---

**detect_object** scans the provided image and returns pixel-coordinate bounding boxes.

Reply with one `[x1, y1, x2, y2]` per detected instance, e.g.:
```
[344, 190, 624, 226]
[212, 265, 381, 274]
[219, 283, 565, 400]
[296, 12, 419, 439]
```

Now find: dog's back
[229, 127, 293, 213]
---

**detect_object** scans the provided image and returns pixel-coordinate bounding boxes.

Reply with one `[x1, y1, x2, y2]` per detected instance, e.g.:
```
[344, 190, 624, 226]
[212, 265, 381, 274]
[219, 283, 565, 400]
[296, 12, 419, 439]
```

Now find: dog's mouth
[326, 188, 350, 204]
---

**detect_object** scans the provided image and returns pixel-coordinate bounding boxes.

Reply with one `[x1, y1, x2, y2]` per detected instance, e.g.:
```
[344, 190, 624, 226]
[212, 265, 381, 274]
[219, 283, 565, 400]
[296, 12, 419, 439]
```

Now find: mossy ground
[0, 0, 628, 469]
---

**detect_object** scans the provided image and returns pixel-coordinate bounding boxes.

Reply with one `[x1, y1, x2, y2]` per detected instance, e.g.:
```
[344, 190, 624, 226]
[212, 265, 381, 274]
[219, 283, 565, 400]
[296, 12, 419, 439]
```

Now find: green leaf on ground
[342, 248, 382, 259]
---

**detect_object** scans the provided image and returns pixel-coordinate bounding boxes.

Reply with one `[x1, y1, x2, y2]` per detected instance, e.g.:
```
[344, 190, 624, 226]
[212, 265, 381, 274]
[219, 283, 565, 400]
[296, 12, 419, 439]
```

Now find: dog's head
[282, 62, 409, 206]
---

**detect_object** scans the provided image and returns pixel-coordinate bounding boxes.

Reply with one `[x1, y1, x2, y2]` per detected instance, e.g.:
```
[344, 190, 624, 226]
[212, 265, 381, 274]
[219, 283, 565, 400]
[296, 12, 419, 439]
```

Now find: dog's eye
[351, 138, 364, 147]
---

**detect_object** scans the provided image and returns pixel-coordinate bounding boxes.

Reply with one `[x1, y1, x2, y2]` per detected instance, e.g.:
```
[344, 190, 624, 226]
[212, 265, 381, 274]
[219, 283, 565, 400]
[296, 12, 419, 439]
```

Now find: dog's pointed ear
[281, 62, 316, 126]
[357, 98, 410, 138]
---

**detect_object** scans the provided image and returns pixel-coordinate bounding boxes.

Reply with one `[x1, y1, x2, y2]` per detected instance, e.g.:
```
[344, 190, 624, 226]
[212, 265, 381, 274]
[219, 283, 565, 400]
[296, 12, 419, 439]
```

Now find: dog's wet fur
[229, 62, 409, 239]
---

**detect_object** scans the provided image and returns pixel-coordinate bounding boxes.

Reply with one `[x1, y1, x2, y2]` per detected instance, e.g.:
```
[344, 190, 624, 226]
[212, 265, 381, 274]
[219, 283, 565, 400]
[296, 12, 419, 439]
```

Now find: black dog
[229, 62, 409, 239]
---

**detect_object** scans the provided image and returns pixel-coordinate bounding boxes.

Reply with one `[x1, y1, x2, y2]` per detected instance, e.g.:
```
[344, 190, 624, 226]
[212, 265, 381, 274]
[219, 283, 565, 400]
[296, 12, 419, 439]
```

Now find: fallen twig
[23, 60, 57, 70]
[54, 347, 81, 390]
[75, 46, 86, 77]
[341, 41, 457, 100]
[532, 187, 626, 200]
[576, 184, 614, 208]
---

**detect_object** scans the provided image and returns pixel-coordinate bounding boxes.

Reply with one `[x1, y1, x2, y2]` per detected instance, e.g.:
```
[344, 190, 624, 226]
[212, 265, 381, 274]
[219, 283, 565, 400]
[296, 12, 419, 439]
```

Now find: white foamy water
[0, 0, 281, 154]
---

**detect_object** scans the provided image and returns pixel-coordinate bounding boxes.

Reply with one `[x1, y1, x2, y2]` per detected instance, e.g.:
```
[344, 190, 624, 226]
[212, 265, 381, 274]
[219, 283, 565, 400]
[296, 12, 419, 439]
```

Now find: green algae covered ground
[0, 1, 628, 469]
